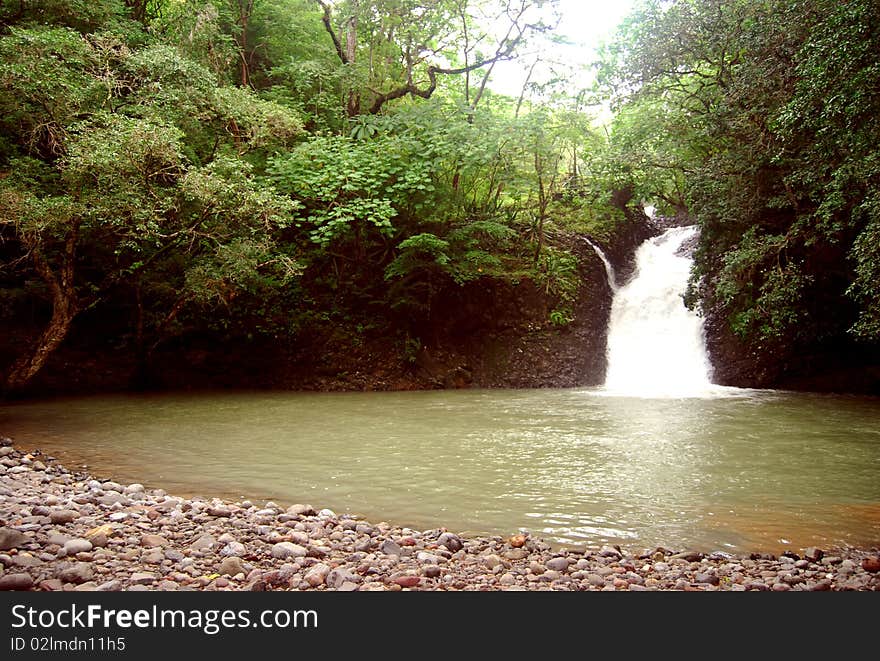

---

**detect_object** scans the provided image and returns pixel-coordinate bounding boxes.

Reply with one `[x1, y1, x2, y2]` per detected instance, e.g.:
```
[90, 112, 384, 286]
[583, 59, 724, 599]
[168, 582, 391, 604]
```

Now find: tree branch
[368, 40, 523, 115]
[315, 0, 349, 64]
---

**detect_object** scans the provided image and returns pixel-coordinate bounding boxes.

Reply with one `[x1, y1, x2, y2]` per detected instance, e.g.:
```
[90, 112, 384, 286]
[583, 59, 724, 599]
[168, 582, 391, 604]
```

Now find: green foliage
[149, 0, 238, 79]
[848, 206, 880, 339]
[534, 247, 578, 303]
[0, 27, 102, 159]
[384, 233, 451, 280]
[0, 1, 309, 390]
[185, 237, 301, 305]
[268, 133, 434, 245]
[0, 0, 140, 36]
[384, 220, 514, 288]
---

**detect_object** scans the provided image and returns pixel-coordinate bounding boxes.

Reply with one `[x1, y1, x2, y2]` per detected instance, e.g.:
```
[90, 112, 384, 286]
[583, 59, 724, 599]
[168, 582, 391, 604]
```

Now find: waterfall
[583, 238, 618, 293]
[603, 225, 714, 397]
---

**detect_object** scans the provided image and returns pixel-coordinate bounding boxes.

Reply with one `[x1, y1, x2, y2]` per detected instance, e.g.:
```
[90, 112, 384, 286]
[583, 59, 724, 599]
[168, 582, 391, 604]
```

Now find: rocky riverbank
[1, 437, 878, 592]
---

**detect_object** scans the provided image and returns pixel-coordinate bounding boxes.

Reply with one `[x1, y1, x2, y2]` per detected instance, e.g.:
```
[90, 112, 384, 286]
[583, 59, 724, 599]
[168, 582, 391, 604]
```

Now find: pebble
[671, 551, 704, 562]
[97, 493, 128, 506]
[221, 542, 247, 557]
[839, 559, 856, 574]
[49, 509, 80, 524]
[861, 557, 880, 573]
[694, 572, 719, 586]
[141, 534, 170, 548]
[304, 563, 331, 587]
[271, 542, 307, 559]
[0, 527, 29, 550]
[58, 563, 94, 584]
[326, 568, 358, 589]
[287, 504, 315, 517]
[219, 557, 246, 577]
[0, 573, 34, 590]
[587, 574, 605, 587]
[63, 538, 93, 555]
[438, 533, 463, 552]
[392, 575, 421, 588]
[130, 572, 157, 585]
[546, 557, 570, 572]
[142, 550, 164, 564]
[39, 578, 64, 591]
[380, 539, 403, 556]
[190, 534, 216, 551]
[804, 547, 824, 563]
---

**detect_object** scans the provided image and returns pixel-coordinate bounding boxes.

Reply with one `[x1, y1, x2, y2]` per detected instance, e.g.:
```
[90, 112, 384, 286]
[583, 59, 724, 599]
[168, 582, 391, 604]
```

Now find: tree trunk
[236, 0, 254, 87]
[345, 9, 360, 117]
[3, 293, 77, 393]
[124, 0, 149, 24]
[4, 224, 80, 394]
[239, 18, 249, 87]
[516, 57, 540, 118]
[468, 58, 497, 120]
[533, 152, 546, 265]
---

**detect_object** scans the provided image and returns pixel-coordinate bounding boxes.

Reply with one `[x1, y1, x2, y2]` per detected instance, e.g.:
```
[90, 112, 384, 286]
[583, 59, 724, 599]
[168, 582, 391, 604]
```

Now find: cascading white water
[604, 225, 714, 397]
[584, 238, 618, 293]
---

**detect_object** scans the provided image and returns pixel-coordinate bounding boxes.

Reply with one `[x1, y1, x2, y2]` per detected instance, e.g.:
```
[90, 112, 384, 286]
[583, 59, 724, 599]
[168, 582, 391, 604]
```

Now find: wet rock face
[701, 309, 766, 388]
[0, 438, 879, 592]
[402, 232, 617, 390]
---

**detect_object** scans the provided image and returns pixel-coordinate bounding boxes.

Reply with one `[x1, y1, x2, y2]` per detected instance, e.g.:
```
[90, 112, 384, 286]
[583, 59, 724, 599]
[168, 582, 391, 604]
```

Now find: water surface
[3, 388, 879, 553]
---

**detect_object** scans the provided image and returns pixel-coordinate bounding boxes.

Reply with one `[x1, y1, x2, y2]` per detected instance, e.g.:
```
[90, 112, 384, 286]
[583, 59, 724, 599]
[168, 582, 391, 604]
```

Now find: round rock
[546, 557, 571, 572]
[219, 557, 246, 577]
[271, 542, 307, 560]
[0, 573, 34, 590]
[63, 539, 93, 555]
[140, 535, 169, 548]
[49, 509, 80, 524]
[58, 563, 95, 584]
[0, 528, 29, 551]
[437, 533, 463, 552]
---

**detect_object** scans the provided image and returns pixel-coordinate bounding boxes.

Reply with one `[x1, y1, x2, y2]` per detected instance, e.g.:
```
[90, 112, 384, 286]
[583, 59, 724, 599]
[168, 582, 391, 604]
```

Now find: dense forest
[1, 0, 878, 395]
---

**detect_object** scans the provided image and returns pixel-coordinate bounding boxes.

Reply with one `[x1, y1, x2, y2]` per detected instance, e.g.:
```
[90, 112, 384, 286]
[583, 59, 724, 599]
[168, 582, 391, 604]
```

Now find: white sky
[488, 0, 637, 97]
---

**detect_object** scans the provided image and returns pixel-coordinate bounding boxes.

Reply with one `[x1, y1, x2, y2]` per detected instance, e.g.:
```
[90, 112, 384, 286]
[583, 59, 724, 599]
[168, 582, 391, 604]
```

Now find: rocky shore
[1, 437, 878, 592]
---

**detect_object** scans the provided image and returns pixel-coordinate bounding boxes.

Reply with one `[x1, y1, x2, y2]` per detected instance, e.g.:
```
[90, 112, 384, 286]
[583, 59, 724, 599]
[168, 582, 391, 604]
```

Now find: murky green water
[2, 388, 879, 552]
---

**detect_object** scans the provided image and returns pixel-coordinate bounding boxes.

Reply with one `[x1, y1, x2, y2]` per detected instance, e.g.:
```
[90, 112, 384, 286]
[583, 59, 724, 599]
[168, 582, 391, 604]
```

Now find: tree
[314, 0, 558, 116]
[0, 22, 301, 392]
